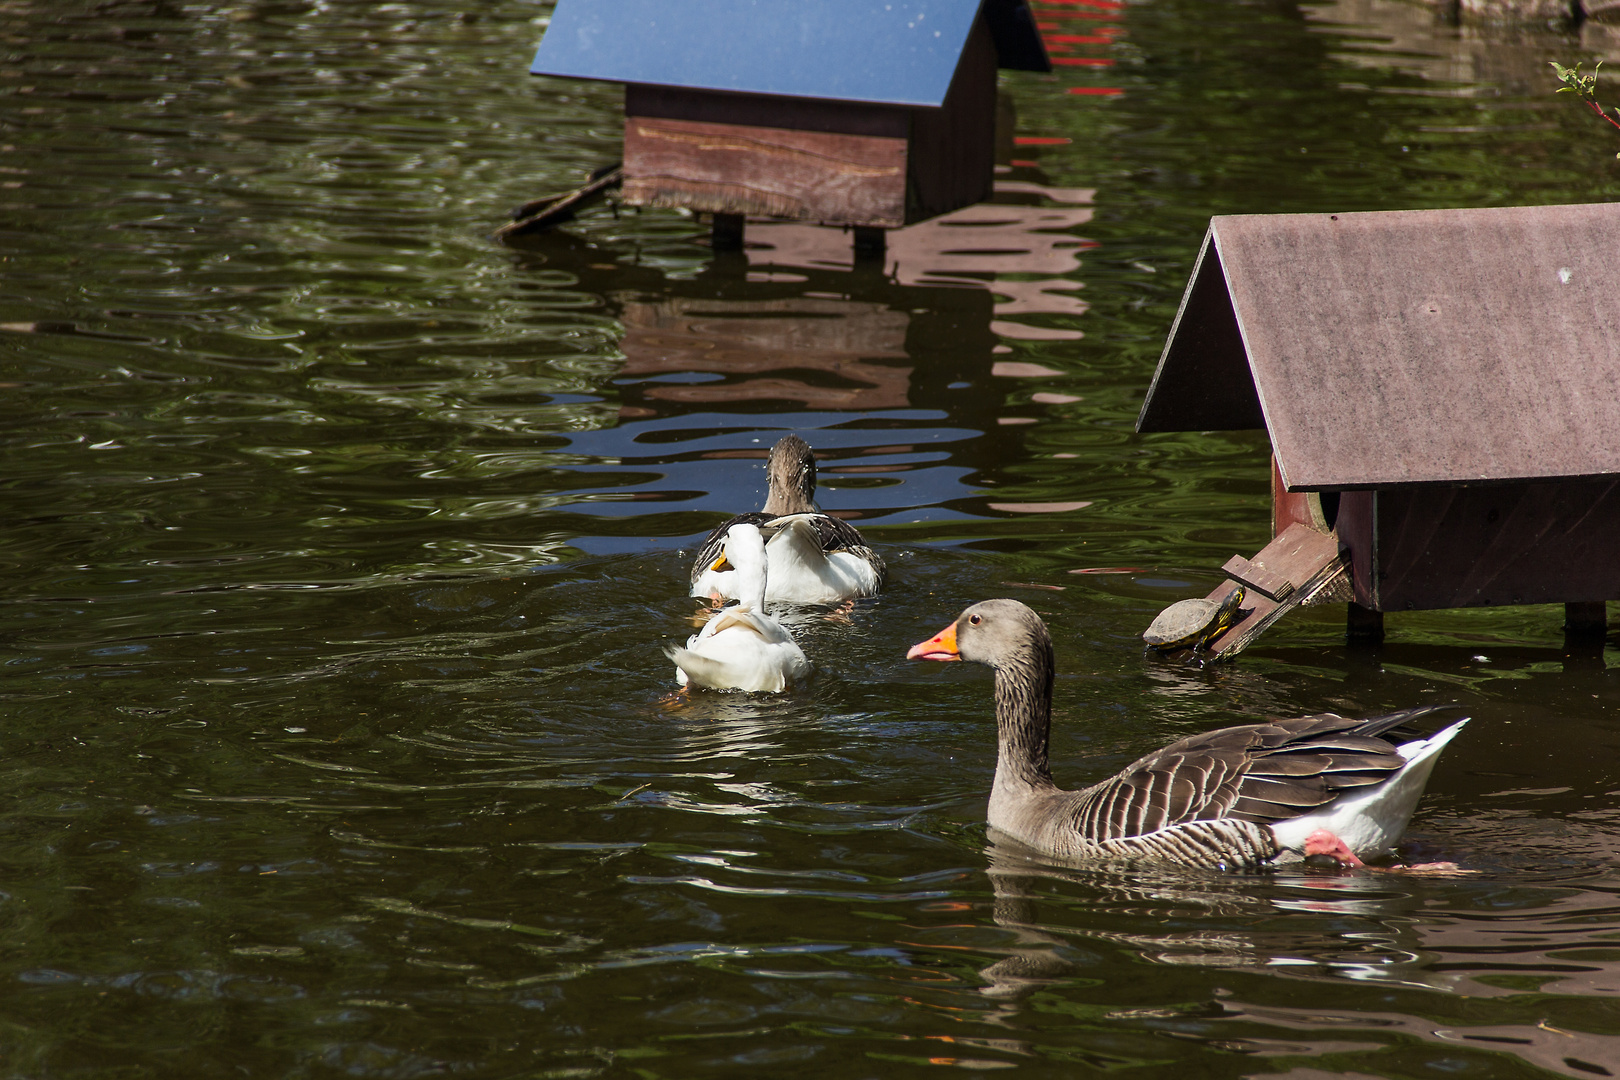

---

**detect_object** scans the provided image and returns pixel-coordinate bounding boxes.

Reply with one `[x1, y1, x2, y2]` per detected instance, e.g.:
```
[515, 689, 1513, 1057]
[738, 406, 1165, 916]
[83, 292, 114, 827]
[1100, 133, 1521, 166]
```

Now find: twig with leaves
[1551, 61, 1620, 156]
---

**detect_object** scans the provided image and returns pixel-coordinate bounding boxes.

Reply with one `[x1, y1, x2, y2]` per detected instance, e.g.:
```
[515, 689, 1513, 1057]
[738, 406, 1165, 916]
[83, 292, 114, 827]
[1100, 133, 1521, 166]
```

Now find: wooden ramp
[1195, 524, 1349, 661]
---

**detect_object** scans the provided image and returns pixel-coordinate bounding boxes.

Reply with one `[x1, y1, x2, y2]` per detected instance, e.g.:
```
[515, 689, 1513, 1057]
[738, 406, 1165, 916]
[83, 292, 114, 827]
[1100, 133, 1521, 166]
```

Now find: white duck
[669, 522, 810, 693]
[906, 599, 1467, 870]
[690, 434, 884, 605]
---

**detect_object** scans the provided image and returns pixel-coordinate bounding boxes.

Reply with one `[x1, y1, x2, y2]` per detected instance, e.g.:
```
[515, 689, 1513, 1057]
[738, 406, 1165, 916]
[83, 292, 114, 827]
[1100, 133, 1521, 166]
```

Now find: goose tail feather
[1270, 717, 1468, 857]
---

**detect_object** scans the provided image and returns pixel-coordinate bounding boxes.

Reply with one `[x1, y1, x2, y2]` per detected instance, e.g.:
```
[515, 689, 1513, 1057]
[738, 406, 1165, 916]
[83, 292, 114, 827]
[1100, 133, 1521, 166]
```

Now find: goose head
[908, 599, 1056, 789]
[907, 599, 1053, 672]
[762, 435, 818, 516]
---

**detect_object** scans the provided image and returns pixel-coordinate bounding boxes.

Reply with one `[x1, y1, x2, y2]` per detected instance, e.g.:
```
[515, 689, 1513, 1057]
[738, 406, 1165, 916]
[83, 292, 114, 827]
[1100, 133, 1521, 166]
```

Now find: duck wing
[765, 512, 886, 582]
[697, 606, 797, 645]
[1068, 706, 1452, 841]
[669, 604, 808, 692]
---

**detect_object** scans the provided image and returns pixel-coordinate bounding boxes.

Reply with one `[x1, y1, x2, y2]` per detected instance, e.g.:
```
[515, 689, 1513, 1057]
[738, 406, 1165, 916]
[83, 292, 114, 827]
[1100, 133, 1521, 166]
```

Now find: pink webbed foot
[1302, 829, 1366, 868]
[1302, 830, 1474, 875]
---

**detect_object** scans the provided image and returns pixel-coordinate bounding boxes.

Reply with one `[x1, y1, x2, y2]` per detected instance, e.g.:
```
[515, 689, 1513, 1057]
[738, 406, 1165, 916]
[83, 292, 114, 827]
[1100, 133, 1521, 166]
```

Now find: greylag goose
[690, 434, 884, 605]
[669, 523, 809, 692]
[906, 599, 1467, 870]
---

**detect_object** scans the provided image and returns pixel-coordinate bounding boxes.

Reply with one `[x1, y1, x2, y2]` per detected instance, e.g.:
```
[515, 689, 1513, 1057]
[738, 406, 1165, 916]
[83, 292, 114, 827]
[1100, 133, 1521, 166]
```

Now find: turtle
[1143, 585, 1247, 653]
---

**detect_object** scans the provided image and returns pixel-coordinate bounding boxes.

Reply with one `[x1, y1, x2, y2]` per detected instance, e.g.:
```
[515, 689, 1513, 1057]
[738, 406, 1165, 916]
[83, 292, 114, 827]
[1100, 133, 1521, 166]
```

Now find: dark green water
[3, 0, 1620, 1076]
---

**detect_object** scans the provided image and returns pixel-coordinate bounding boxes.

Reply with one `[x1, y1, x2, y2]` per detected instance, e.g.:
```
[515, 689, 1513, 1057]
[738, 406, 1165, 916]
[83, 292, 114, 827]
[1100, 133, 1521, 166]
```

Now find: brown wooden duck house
[526, 0, 1050, 251]
[1137, 201, 1620, 656]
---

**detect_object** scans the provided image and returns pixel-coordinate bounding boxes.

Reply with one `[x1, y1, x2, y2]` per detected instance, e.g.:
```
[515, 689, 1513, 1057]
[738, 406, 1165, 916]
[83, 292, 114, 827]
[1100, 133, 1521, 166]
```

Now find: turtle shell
[1142, 586, 1246, 651]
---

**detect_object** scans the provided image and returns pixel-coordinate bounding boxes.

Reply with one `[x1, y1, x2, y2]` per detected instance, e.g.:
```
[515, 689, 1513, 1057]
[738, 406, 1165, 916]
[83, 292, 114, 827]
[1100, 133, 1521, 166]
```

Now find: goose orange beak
[907, 621, 960, 662]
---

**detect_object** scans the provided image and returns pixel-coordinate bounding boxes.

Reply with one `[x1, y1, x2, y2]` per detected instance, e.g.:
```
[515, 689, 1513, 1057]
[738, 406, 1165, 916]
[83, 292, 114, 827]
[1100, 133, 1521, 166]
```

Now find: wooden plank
[1334, 490, 1376, 609]
[1204, 524, 1347, 660]
[623, 117, 908, 226]
[1221, 553, 1294, 602]
[1268, 455, 1339, 539]
[626, 85, 909, 139]
[1370, 478, 1620, 610]
[906, 18, 997, 222]
[493, 164, 622, 241]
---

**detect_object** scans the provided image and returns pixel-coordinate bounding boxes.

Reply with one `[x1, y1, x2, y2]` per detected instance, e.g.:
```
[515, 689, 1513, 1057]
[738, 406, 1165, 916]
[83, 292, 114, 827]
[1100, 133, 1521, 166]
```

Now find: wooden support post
[1346, 603, 1383, 643]
[853, 225, 886, 261]
[712, 213, 745, 251]
[1564, 601, 1607, 639]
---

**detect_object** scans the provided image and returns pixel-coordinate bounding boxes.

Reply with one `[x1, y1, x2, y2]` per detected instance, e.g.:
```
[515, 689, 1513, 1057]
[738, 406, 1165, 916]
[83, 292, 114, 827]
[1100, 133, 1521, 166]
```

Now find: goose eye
[968, 614, 982, 626]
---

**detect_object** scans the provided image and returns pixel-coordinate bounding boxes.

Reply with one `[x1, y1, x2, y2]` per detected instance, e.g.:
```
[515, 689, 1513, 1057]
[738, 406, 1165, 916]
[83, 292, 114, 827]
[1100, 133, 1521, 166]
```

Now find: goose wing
[1069, 706, 1449, 841]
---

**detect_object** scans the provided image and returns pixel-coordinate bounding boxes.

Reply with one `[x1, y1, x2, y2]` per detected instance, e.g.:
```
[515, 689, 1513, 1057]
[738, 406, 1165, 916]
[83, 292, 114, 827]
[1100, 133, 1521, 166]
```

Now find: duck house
[527, 0, 1049, 251]
[1137, 201, 1620, 657]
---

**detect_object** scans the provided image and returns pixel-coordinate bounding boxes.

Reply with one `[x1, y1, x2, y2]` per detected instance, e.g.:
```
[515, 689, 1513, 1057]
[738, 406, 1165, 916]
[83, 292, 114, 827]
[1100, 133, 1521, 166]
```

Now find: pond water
[4, 0, 1620, 1076]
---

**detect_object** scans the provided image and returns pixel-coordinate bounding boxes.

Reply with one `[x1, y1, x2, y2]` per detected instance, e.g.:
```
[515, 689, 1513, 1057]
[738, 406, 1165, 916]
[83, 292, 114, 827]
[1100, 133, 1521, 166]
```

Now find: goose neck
[991, 645, 1056, 792]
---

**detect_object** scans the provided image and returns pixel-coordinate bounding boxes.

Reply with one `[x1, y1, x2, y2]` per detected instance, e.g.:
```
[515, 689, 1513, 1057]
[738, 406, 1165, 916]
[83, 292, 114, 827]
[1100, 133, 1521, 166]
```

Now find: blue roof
[529, 0, 1050, 109]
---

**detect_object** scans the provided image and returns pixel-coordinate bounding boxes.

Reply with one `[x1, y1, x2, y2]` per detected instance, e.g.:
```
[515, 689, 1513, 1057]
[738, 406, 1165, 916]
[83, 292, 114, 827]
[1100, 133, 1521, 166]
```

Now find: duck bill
[906, 621, 960, 662]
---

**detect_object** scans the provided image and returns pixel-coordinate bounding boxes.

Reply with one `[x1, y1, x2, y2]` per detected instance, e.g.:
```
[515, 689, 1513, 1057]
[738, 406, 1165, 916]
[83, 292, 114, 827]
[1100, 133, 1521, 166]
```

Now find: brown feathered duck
[691, 434, 883, 605]
[906, 599, 1467, 870]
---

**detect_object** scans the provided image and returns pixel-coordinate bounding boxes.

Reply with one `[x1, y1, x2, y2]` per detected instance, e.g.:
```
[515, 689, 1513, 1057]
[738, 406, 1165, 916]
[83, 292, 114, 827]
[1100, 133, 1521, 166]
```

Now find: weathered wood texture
[1565, 600, 1608, 637]
[1335, 478, 1620, 611]
[625, 85, 909, 138]
[1204, 524, 1348, 660]
[907, 17, 997, 221]
[623, 116, 908, 226]
[1138, 202, 1620, 490]
[494, 165, 622, 241]
[620, 18, 999, 227]
[1270, 456, 1336, 538]
[1135, 236, 1263, 434]
[1221, 553, 1294, 601]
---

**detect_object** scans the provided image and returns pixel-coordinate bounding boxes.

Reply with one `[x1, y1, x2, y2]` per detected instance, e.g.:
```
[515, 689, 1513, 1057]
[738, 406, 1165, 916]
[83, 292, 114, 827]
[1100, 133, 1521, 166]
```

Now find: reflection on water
[747, 179, 1095, 342]
[618, 297, 913, 412]
[2, 0, 1620, 1075]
